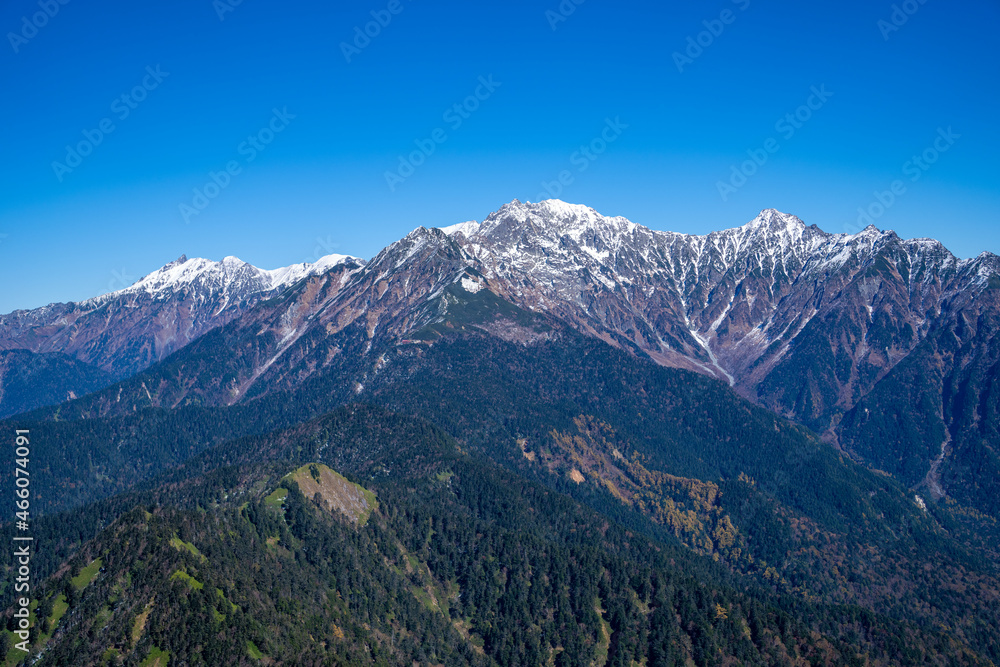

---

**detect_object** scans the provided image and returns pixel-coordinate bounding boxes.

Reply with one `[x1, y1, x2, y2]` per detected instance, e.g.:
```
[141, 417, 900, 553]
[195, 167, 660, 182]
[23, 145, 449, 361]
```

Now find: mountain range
[0, 252, 354, 393]
[1, 200, 998, 665]
[4, 199, 996, 512]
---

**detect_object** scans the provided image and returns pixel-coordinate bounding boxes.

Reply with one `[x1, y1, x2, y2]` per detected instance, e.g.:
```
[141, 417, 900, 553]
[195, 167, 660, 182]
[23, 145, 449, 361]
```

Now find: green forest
[2, 312, 998, 665]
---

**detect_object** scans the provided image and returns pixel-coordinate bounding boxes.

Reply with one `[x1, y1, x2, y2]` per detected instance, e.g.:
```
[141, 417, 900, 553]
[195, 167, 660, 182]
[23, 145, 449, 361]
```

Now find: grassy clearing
[217, 588, 237, 612]
[405, 554, 420, 573]
[265, 487, 288, 508]
[247, 639, 264, 659]
[2, 592, 75, 661]
[3, 630, 22, 667]
[410, 586, 436, 612]
[139, 646, 169, 667]
[169, 536, 205, 561]
[2, 599, 40, 665]
[49, 594, 69, 626]
[286, 463, 378, 526]
[34, 593, 71, 646]
[72, 558, 103, 590]
[170, 570, 204, 591]
[593, 597, 612, 666]
[132, 600, 155, 643]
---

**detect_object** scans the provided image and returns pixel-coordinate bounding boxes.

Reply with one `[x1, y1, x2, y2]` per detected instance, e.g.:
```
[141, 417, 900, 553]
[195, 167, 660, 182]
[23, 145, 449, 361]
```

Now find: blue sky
[1, 0, 997, 312]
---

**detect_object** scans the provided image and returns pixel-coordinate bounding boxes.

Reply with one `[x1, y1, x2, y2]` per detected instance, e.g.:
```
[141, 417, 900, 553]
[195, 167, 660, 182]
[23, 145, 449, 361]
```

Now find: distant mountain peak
[744, 208, 807, 232]
[472, 199, 638, 246]
[439, 220, 480, 237]
[91, 253, 358, 303]
[481, 199, 597, 223]
[724, 210, 816, 251]
[0, 250, 363, 383]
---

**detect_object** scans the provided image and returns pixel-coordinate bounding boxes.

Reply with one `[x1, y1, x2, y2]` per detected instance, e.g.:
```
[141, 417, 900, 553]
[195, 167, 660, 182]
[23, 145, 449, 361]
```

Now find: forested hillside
[5, 406, 995, 665]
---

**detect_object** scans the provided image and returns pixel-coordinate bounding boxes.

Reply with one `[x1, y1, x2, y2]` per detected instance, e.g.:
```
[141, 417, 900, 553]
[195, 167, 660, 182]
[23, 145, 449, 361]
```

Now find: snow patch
[440, 221, 480, 236]
[87, 253, 358, 305]
[264, 254, 355, 288]
[460, 276, 483, 293]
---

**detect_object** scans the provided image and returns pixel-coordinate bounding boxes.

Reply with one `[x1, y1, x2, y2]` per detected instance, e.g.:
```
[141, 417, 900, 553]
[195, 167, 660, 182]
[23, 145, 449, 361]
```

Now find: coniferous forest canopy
[2, 308, 999, 665]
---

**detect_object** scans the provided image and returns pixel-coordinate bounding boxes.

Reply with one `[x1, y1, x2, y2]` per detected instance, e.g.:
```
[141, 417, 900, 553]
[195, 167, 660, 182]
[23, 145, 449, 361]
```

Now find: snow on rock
[441, 198, 998, 403]
[460, 276, 483, 293]
[89, 253, 359, 305]
[439, 221, 480, 237]
[264, 254, 357, 288]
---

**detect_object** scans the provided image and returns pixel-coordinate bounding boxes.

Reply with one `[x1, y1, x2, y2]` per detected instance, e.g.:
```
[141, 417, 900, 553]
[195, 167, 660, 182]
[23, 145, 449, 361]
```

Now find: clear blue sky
[1, 0, 997, 312]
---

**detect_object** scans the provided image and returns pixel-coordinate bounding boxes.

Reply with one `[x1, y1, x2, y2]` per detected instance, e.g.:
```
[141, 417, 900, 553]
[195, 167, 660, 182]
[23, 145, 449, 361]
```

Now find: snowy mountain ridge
[445, 200, 990, 289]
[2, 199, 997, 444]
[83, 252, 358, 306]
[0, 251, 361, 381]
[422, 200, 998, 447]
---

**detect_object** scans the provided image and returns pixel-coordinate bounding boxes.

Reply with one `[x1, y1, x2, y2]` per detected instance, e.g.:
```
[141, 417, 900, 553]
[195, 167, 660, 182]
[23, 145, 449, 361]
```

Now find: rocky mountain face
[0, 253, 356, 413]
[452, 200, 996, 424]
[26, 228, 479, 416]
[3, 200, 997, 511]
[445, 200, 999, 509]
[836, 287, 1000, 514]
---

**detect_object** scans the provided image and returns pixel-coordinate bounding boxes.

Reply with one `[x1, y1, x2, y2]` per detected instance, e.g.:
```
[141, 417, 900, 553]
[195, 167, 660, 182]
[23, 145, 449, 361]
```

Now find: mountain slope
[2, 199, 998, 666]
[12, 200, 998, 521]
[452, 200, 996, 422]
[9, 294, 1000, 662]
[838, 284, 1000, 516]
[444, 200, 999, 509]
[22, 227, 475, 418]
[0, 253, 357, 396]
[0, 350, 112, 418]
[9, 405, 997, 666]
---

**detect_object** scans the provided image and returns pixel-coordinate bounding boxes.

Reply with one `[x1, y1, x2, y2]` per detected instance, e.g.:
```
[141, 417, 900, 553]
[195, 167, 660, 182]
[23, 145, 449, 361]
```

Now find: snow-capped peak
[723, 209, 814, 250]
[439, 220, 480, 237]
[474, 199, 637, 244]
[529, 199, 601, 220]
[88, 253, 357, 304]
[743, 208, 807, 233]
[499, 199, 605, 225]
[118, 255, 254, 296]
[264, 254, 357, 288]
